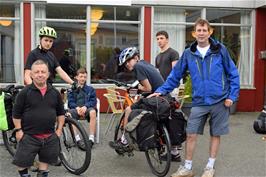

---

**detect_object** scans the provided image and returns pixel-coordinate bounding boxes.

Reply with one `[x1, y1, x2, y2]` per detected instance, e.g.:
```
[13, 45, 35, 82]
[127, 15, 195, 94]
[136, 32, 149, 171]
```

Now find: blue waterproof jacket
[156, 38, 240, 106]
[68, 84, 97, 109]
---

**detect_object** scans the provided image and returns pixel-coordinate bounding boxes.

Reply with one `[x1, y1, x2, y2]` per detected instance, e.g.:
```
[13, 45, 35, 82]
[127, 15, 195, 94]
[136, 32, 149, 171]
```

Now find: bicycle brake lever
[127, 80, 139, 88]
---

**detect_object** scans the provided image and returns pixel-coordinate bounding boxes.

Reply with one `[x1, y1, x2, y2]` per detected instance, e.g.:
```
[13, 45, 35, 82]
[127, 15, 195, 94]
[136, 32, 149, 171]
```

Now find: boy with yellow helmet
[24, 26, 74, 85]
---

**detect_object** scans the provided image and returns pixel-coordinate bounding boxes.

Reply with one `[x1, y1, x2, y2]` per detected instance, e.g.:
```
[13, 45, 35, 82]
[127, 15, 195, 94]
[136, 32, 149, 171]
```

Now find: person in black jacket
[12, 59, 65, 177]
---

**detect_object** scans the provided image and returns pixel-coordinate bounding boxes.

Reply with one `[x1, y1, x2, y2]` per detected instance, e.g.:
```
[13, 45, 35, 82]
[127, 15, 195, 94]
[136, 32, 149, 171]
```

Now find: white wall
[133, 0, 264, 8]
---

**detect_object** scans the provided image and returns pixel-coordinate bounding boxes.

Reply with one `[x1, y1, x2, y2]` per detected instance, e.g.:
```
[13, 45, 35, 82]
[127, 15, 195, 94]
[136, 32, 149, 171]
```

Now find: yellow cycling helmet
[38, 26, 57, 39]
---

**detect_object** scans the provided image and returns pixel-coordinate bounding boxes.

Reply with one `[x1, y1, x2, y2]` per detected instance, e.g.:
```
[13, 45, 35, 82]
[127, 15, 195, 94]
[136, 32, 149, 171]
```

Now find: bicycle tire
[59, 116, 91, 175]
[2, 130, 17, 156]
[145, 125, 171, 177]
[113, 113, 125, 155]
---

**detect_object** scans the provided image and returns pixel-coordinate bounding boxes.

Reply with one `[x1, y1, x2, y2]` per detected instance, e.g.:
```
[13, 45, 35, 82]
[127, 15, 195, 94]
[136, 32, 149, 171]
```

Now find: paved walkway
[0, 112, 265, 177]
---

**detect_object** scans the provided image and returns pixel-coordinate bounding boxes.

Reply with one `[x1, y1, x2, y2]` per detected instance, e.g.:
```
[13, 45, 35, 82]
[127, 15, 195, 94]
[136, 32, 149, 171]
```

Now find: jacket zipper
[195, 59, 202, 79]
[208, 56, 213, 80]
[222, 72, 225, 90]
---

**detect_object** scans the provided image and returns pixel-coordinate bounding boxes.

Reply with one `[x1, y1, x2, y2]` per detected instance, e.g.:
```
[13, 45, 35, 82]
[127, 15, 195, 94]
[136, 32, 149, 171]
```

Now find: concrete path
[0, 112, 265, 177]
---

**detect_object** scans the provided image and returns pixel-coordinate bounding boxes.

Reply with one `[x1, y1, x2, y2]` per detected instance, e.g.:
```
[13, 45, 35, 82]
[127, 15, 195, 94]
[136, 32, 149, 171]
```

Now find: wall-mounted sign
[260, 50, 266, 59]
[46, 0, 131, 6]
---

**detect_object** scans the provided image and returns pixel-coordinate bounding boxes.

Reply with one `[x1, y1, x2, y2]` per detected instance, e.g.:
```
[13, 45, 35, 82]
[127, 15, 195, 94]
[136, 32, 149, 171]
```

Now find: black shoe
[109, 141, 132, 153]
[88, 140, 94, 148]
[37, 170, 49, 177]
[161, 153, 181, 162]
[21, 174, 31, 177]
[77, 140, 86, 151]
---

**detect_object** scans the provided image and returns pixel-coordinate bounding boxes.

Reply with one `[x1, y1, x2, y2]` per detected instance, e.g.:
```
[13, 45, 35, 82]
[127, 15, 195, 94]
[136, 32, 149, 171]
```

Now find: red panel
[253, 9, 266, 111]
[143, 6, 151, 62]
[237, 9, 266, 111]
[237, 89, 255, 111]
[23, 3, 31, 64]
[95, 89, 108, 112]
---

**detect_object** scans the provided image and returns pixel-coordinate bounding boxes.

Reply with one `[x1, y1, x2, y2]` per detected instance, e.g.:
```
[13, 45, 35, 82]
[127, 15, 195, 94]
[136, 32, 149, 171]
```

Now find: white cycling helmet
[118, 47, 139, 66]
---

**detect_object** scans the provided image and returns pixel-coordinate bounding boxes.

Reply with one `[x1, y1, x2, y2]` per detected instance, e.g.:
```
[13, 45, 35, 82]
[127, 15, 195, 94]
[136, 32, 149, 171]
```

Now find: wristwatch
[14, 128, 22, 133]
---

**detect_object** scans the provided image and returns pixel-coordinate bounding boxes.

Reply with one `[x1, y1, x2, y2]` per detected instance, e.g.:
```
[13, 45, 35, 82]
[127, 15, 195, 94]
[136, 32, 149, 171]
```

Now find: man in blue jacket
[68, 68, 97, 149]
[149, 18, 240, 177]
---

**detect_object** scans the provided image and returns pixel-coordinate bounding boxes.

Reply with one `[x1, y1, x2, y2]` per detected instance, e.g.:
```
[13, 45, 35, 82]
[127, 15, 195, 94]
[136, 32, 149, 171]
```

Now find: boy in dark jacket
[68, 68, 97, 148]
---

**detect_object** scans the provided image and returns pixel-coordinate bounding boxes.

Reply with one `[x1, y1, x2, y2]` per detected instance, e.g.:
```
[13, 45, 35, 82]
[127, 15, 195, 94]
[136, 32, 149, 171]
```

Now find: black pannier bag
[166, 111, 187, 145]
[125, 109, 158, 151]
[4, 93, 15, 130]
[253, 109, 266, 134]
[134, 95, 172, 121]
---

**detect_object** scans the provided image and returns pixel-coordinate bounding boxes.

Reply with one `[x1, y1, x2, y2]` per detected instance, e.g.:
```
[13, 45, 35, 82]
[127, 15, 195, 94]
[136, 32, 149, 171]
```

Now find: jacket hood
[190, 38, 221, 54]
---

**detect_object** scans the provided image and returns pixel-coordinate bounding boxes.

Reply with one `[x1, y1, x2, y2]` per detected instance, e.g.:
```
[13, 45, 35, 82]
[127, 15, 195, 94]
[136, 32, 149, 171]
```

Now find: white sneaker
[201, 168, 215, 177]
[171, 165, 194, 177]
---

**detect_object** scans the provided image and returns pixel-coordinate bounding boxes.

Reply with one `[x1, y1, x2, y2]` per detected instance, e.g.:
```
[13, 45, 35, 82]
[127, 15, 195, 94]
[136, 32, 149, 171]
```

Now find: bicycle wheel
[2, 129, 17, 156]
[145, 125, 171, 177]
[59, 116, 91, 175]
[113, 112, 125, 155]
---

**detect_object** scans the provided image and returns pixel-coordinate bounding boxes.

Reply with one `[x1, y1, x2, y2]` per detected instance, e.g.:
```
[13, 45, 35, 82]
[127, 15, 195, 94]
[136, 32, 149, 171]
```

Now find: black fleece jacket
[12, 83, 65, 135]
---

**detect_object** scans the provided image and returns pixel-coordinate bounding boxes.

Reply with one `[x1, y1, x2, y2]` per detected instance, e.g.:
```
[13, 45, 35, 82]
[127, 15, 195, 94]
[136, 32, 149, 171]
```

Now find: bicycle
[58, 87, 92, 175]
[0, 85, 91, 175]
[104, 79, 172, 177]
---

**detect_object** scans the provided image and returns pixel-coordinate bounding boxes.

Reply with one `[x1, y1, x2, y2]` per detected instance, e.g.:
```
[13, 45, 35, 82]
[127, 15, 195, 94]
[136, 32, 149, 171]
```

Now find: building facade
[0, 0, 265, 111]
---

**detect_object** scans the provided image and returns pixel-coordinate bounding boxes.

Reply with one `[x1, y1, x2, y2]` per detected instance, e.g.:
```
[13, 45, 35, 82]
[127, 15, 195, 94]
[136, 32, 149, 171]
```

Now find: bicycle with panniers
[105, 79, 182, 177]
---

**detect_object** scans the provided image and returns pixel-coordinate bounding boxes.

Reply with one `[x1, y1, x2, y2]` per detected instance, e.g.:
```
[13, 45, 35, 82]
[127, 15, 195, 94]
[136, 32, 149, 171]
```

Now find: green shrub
[184, 75, 192, 102]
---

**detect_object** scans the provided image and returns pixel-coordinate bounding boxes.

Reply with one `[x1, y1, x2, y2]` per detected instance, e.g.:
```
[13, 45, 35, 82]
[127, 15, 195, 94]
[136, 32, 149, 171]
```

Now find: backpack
[166, 110, 187, 145]
[253, 110, 266, 134]
[125, 109, 158, 151]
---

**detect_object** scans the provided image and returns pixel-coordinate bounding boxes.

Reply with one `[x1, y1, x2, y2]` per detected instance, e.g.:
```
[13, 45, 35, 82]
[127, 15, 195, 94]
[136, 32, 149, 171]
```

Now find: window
[90, 6, 141, 83]
[34, 4, 141, 84]
[153, 7, 201, 65]
[207, 9, 253, 88]
[34, 4, 86, 83]
[0, 3, 21, 83]
[153, 7, 253, 88]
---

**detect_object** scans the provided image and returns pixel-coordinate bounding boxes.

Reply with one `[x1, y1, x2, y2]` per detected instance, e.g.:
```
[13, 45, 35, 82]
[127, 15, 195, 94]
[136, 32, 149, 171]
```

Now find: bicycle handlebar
[104, 79, 151, 97]
[105, 79, 131, 87]
[0, 85, 24, 95]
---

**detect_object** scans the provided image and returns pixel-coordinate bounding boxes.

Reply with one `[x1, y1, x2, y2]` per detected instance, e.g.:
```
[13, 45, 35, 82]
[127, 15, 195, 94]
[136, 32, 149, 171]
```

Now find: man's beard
[35, 80, 46, 87]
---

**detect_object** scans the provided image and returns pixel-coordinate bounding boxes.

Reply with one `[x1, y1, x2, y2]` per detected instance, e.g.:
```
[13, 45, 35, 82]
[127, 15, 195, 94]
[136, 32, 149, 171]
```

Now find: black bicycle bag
[166, 110, 187, 145]
[126, 109, 158, 151]
[4, 93, 14, 130]
[253, 109, 266, 134]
